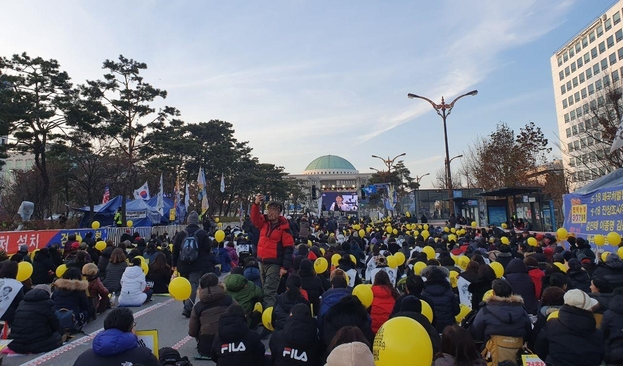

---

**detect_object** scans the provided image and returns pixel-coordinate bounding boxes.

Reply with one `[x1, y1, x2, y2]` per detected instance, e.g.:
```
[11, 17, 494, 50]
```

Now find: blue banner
[563, 186, 623, 242]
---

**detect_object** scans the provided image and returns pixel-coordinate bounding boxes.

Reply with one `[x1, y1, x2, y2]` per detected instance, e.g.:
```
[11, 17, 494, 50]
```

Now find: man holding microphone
[250, 193, 294, 308]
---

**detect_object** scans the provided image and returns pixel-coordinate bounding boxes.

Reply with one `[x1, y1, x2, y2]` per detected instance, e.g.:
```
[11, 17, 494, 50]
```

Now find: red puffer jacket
[370, 285, 396, 333]
[250, 204, 294, 269]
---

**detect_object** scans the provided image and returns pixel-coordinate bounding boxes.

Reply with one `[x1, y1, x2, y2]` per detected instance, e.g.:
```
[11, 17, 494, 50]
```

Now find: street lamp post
[371, 153, 406, 173]
[407, 90, 477, 215]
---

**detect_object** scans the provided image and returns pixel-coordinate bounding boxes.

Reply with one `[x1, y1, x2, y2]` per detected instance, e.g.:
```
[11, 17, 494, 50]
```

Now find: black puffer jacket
[423, 278, 460, 333]
[535, 305, 604, 366]
[8, 288, 62, 353]
[504, 259, 538, 314]
[592, 256, 623, 289]
[272, 293, 310, 331]
[102, 261, 127, 293]
[270, 313, 320, 366]
[469, 294, 532, 342]
[601, 294, 623, 343]
[567, 269, 592, 293]
[298, 269, 325, 315]
[322, 296, 374, 348]
[97, 246, 114, 277]
[172, 224, 216, 274]
[210, 312, 265, 366]
[31, 251, 56, 285]
[52, 278, 89, 322]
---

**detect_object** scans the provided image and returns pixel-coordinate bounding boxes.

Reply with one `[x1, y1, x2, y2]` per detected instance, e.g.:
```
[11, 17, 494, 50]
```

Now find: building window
[615, 11, 621, 25]
[574, 140, 580, 150]
[583, 103, 589, 114]
[598, 95, 605, 106]
[590, 99, 597, 109]
[589, 84, 595, 95]
[604, 74, 611, 86]
[563, 52, 569, 62]
[572, 124, 578, 134]
[579, 121, 585, 132]
[619, 47, 623, 60]
[617, 29, 623, 42]
[598, 25, 604, 37]
[602, 58, 609, 70]
[565, 66, 570, 76]
[599, 41, 606, 54]
[569, 95, 575, 106]
[577, 57, 584, 67]
[608, 35, 615, 48]
[581, 138, 587, 148]
[561, 85, 566, 94]
[590, 31, 597, 43]
[606, 18, 612, 31]
[592, 47, 598, 59]
[610, 52, 618, 65]
[594, 63, 601, 75]
[581, 88, 587, 99]
[583, 36, 589, 47]
[563, 99, 568, 108]
[614, 69, 620, 82]
[580, 72, 586, 83]
[576, 42, 582, 53]
[565, 113, 570, 123]
[566, 128, 572, 138]
[571, 61, 577, 72]
[596, 79, 603, 90]
[567, 80, 572, 90]
[587, 68, 593, 79]
[585, 52, 591, 63]
[570, 47, 575, 57]
[575, 91, 580, 102]
[576, 107, 583, 118]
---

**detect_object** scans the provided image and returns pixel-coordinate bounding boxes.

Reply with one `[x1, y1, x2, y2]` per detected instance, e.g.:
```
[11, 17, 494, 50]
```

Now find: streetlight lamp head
[407, 93, 419, 99]
[467, 90, 478, 96]
[398, 152, 406, 157]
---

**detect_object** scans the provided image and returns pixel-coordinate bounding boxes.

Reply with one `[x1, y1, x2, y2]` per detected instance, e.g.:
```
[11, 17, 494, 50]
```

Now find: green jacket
[224, 274, 263, 315]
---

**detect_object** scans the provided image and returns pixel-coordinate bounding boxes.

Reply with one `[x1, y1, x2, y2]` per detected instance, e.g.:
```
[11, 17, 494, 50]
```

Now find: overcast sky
[0, 0, 615, 187]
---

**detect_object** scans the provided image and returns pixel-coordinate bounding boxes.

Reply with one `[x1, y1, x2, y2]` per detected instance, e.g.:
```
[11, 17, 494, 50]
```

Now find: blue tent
[75, 196, 162, 228]
[146, 196, 186, 224]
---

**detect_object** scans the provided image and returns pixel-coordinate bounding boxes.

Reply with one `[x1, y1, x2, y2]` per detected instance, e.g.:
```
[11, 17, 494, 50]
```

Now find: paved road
[2, 294, 242, 366]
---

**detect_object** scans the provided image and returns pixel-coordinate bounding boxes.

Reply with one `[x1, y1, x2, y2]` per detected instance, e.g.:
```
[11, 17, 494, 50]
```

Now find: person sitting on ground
[118, 258, 152, 307]
[225, 241, 239, 268]
[272, 274, 310, 331]
[82, 263, 109, 316]
[317, 271, 352, 333]
[321, 295, 374, 351]
[391, 295, 440, 353]
[97, 240, 115, 277]
[601, 288, 623, 345]
[210, 304, 265, 366]
[325, 326, 375, 366]
[0, 261, 24, 326]
[52, 267, 90, 331]
[102, 248, 128, 294]
[31, 248, 56, 285]
[370, 270, 398, 334]
[535, 289, 604, 366]
[270, 303, 320, 366]
[433, 324, 486, 366]
[189, 273, 236, 360]
[391, 274, 433, 316]
[297, 258, 326, 316]
[146, 252, 172, 294]
[224, 270, 263, 325]
[73, 307, 160, 366]
[8, 284, 64, 354]
[423, 266, 460, 333]
[243, 257, 262, 288]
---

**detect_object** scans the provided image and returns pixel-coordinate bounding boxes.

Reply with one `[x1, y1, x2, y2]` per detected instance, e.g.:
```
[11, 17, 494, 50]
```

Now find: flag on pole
[197, 167, 209, 213]
[174, 176, 180, 208]
[184, 182, 190, 210]
[102, 185, 110, 204]
[220, 173, 225, 193]
[157, 174, 164, 216]
[610, 117, 623, 153]
[133, 181, 150, 200]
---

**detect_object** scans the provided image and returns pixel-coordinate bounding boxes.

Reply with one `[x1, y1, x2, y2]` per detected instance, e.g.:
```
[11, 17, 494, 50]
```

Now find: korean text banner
[0, 228, 107, 254]
[563, 187, 623, 240]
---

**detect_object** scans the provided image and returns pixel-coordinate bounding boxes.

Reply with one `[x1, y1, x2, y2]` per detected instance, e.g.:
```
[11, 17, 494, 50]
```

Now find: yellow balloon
[169, 277, 192, 301]
[353, 284, 373, 308]
[386, 226, 393, 234]
[449, 270, 459, 288]
[394, 252, 406, 266]
[423, 224, 429, 230]
[320, 248, 326, 256]
[455, 304, 471, 324]
[471, 221, 477, 228]
[215, 217, 220, 223]
[420, 300, 434, 323]
[314, 257, 328, 274]
[594, 234, 606, 246]
[501, 223, 508, 229]
[140, 260, 149, 275]
[359, 229, 365, 238]
[450, 228, 456, 233]
[215, 230, 225, 243]
[331, 253, 341, 266]
[349, 254, 357, 265]
[414, 261, 426, 275]
[422, 246, 435, 260]
[393, 229, 398, 235]
[95, 240, 106, 251]
[553, 262, 566, 273]
[17, 261, 33, 282]
[527, 237, 538, 247]
[413, 230, 419, 237]
[490, 262, 504, 278]
[448, 234, 457, 242]
[421, 230, 430, 240]
[618, 246, 623, 259]
[405, 211, 411, 217]
[457, 256, 470, 271]
[556, 228, 568, 240]
[443, 227, 449, 233]
[602, 252, 610, 263]
[353, 224, 360, 231]
[387, 255, 397, 269]
[501, 237, 510, 245]
[262, 307, 274, 331]
[607, 232, 622, 246]
[483, 289, 494, 302]
[373, 317, 433, 366]
[127, 220, 133, 228]
[134, 255, 146, 263]
[547, 310, 559, 321]
[55, 264, 68, 278]
[76, 234, 82, 243]
[91, 221, 100, 229]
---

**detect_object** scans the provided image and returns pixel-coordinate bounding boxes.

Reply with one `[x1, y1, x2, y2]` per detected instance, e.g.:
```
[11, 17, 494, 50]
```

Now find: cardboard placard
[522, 354, 546, 366]
[136, 329, 159, 359]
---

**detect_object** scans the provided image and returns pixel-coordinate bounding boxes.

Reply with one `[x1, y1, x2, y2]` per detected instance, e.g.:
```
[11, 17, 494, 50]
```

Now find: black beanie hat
[299, 259, 313, 274]
[400, 295, 422, 313]
[286, 273, 302, 289]
[290, 303, 311, 317]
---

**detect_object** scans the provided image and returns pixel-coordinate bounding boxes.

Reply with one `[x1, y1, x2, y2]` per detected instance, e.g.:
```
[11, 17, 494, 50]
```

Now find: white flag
[220, 173, 225, 193]
[133, 181, 150, 200]
[610, 117, 623, 153]
[184, 182, 190, 209]
[157, 174, 164, 216]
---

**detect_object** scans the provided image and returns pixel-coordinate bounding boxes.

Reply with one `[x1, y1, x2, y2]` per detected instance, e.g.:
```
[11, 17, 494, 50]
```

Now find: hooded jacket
[270, 313, 320, 366]
[469, 294, 532, 342]
[567, 268, 592, 293]
[250, 203, 294, 268]
[527, 265, 545, 299]
[322, 296, 374, 348]
[535, 305, 604, 366]
[210, 312, 265, 366]
[370, 285, 395, 333]
[601, 294, 623, 342]
[189, 284, 235, 355]
[272, 292, 310, 331]
[31, 250, 56, 285]
[102, 261, 127, 293]
[244, 266, 262, 288]
[423, 271, 460, 333]
[8, 288, 62, 354]
[97, 246, 114, 276]
[224, 274, 262, 316]
[52, 278, 89, 320]
[172, 223, 216, 274]
[73, 328, 159, 366]
[504, 259, 538, 314]
[298, 267, 325, 315]
[317, 287, 352, 334]
[325, 342, 375, 366]
[118, 265, 147, 306]
[592, 256, 623, 289]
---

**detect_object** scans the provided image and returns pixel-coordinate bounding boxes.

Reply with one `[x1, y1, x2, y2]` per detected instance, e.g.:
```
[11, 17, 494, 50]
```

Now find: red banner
[0, 230, 59, 254]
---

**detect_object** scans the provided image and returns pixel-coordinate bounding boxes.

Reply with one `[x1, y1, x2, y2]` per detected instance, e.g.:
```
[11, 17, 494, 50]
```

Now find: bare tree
[432, 166, 463, 190]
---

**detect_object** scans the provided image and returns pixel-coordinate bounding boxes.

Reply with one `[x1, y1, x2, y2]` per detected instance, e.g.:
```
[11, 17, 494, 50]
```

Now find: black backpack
[179, 229, 200, 263]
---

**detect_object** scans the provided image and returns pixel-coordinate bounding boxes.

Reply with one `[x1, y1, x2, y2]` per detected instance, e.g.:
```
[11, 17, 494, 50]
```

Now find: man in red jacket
[250, 194, 294, 308]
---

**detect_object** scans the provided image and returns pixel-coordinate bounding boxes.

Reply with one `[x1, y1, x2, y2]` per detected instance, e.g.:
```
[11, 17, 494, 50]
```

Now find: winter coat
[97, 246, 114, 276]
[535, 305, 604, 366]
[527, 266, 545, 299]
[391, 293, 434, 317]
[272, 292, 310, 331]
[225, 246, 239, 267]
[189, 284, 236, 356]
[317, 287, 352, 333]
[423, 280, 460, 333]
[567, 268, 591, 293]
[601, 294, 623, 343]
[172, 224, 215, 275]
[592, 257, 623, 289]
[102, 261, 127, 293]
[270, 313, 320, 366]
[118, 265, 147, 306]
[8, 288, 62, 354]
[495, 252, 514, 269]
[504, 259, 538, 314]
[298, 268, 325, 315]
[73, 328, 160, 366]
[370, 285, 395, 333]
[433, 354, 486, 366]
[469, 294, 532, 342]
[52, 278, 89, 322]
[299, 220, 311, 238]
[322, 297, 374, 348]
[244, 267, 262, 288]
[224, 274, 262, 316]
[145, 265, 171, 294]
[392, 310, 440, 353]
[250, 203, 295, 268]
[210, 312, 265, 366]
[31, 251, 56, 285]
[325, 341, 375, 366]
[87, 275, 109, 313]
[215, 247, 233, 273]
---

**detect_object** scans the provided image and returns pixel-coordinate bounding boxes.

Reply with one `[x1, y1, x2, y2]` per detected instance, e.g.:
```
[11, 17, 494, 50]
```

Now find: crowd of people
[0, 194, 621, 365]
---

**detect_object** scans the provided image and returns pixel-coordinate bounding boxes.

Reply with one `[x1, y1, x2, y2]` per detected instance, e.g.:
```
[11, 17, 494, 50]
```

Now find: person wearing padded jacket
[31, 248, 56, 285]
[297, 259, 326, 316]
[469, 279, 532, 343]
[567, 258, 592, 293]
[370, 270, 398, 333]
[118, 258, 152, 307]
[52, 267, 90, 329]
[601, 291, 623, 345]
[524, 256, 545, 299]
[423, 266, 460, 333]
[317, 273, 352, 335]
[504, 258, 538, 314]
[592, 253, 623, 289]
[8, 284, 63, 354]
[535, 289, 604, 366]
[250, 195, 294, 308]
[102, 248, 128, 294]
[391, 295, 440, 353]
[321, 295, 374, 350]
[270, 303, 321, 366]
[210, 304, 265, 366]
[272, 274, 310, 331]
[224, 272, 263, 321]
